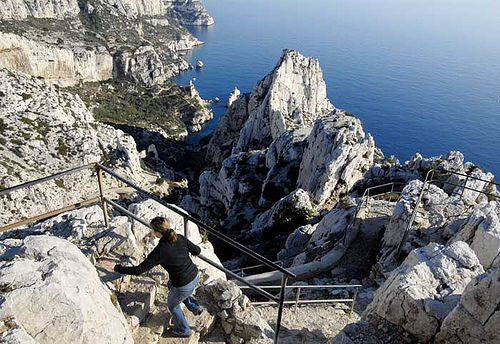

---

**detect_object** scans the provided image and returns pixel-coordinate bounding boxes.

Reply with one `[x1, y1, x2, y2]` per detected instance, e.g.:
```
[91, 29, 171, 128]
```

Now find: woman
[104, 216, 203, 338]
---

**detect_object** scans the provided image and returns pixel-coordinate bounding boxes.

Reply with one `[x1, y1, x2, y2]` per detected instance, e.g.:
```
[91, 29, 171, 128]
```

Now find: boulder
[250, 189, 313, 236]
[197, 279, 274, 343]
[447, 202, 500, 269]
[363, 241, 484, 342]
[0, 235, 133, 344]
[434, 268, 500, 344]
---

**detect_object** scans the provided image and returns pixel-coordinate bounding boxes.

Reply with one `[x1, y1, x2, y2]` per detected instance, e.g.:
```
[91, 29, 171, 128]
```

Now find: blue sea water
[176, 0, 500, 176]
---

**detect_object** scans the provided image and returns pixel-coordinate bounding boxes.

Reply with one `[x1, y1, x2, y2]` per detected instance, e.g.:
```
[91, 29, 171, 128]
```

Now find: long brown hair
[150, 217, 178, 244]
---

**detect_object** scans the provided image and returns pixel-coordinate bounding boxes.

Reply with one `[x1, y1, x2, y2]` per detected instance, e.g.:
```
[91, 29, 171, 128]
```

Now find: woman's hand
[101, 260, 116, 271]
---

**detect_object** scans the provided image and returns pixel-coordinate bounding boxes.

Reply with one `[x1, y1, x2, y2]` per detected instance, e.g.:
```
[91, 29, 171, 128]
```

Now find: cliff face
[192, 50, 372, 249]
[0, 0, 80, 20]
[0, 68, 146, 226]
[0, 32, 113, 87]
[0, 0, 211, 86]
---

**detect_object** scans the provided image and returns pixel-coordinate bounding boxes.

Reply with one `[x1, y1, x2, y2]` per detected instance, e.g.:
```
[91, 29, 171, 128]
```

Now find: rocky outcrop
[0, 0, 80, 20]
[181, 82, 214, 132]
[376, 179, 470, 273]
[250, 188, 314, 236]
[205, 94, 250, 164]
[166, 0, 214, 26]
[297, 111, 375, 207]
[0, 68, 146, 227]
[234, 49, 334, 153]
[434, 268, 500, 344]
[0, 32, 113, 87]
[259, 128, 310, 206]
[446, 201, 500, 269]
[197, 279, 274, 344]
[199, 151, 268, 211]
[0, 235, 134, 343]
[0, 0, 209, 86]
[226, 86, 240, 108]
[363, 241, 484, 342]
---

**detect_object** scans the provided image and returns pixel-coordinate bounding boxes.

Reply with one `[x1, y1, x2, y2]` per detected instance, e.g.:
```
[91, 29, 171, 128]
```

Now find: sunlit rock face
[0, 235, 134, 344]
[234, 49, 334, 153]
[0, 68, 145, 227]
[363, 241, 484, 342]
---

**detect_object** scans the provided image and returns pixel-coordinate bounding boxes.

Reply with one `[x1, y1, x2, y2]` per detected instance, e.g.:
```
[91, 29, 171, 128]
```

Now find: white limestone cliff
[234, 49, 334, 153]
[0, 32, 113, 87]
[434, 267, 500, 344]
[297, 111, 375, 207]
[0, 68, 146, 226]
[0, 0, 80, 20]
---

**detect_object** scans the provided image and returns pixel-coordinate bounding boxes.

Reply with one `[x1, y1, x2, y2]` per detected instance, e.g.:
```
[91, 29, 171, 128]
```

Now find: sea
[175, 0, 500, 176]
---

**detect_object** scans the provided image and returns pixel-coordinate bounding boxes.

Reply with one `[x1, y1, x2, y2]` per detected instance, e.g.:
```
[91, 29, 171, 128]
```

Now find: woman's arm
[114, 246, 161, 275]
[186, 238, 202, 256]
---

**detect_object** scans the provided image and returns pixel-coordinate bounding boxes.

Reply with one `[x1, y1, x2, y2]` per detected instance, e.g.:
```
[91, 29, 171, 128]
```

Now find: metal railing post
[295, 287, 301, 312]
[349, 287, 358, 317]
[183, 216, 188, 240]
[274, 274, 288, 344]
[390, 183, 394, 202]
[96, 167, 109, 228]
[460, 175, 470, 200]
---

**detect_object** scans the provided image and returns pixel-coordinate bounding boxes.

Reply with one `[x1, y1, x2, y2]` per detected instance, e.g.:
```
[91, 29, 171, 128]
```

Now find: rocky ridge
[0, 0, 213, 87]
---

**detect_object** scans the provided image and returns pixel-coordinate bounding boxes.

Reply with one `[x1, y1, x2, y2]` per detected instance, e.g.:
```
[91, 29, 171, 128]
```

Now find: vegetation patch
[66, 80, 207, 138]
[54, 179, 68, 190]
[57, 138, 69, 156]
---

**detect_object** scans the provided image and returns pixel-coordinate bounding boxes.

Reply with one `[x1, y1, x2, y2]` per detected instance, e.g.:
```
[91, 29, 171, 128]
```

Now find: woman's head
[150, 216, 177, 244]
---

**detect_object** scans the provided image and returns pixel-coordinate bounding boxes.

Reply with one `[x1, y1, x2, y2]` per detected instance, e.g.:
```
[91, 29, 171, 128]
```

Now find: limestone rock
[377, 179, 470, 272]
[250, 189, 313, 236]
[0, 235, 133, 344]
[0, 68, 146, 227]
[278, 223, 317, 260]
[199, 151, 268, 211]
[259, 128, 310, 206]
[0, 32, 113, 87]
[0, 0, 80, 20]
[297, 111, 375, 207]
[197, 279, 274, 343]
[226, 87, 241, 108]
[235, 49, 334, 152]
[363, 241, 484, 342]
[205, 94, 250, 164]
[166, 0, 214, 26]
[434, 268, 500, 344]
[447, 202, 500, 269]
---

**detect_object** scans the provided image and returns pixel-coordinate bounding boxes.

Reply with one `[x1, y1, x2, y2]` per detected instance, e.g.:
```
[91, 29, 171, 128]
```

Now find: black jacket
[114, 233, 201, 287]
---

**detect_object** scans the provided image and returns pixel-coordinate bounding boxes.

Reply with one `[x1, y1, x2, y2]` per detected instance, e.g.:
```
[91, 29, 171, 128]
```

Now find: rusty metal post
[97, 167, 109, 228]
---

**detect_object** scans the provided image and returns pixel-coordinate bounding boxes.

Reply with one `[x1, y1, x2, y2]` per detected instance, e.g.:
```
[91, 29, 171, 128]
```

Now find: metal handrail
[395, 168, 499, 260]
[0, 163, 294, 343]
[0, 163, 96, 196]
[96, 164, 296, 280]
[240, 284, 361, 315]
